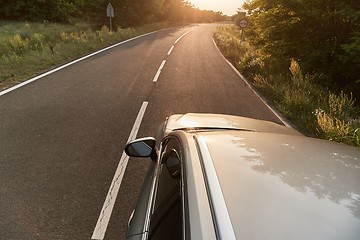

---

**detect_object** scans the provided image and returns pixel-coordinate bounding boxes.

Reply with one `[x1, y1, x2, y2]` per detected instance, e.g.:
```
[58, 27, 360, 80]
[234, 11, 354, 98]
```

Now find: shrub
[9, 34, 29, 54]
[315, 92, 359, 146]
[214, 25, 360, 146]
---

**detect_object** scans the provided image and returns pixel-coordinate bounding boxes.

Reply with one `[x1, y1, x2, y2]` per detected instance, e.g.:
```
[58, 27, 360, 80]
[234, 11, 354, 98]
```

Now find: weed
[315, 109, 351, 141]
[328, 91, 355, 120]
[315, 92, 359, 146]
[9, 34, 29, 54]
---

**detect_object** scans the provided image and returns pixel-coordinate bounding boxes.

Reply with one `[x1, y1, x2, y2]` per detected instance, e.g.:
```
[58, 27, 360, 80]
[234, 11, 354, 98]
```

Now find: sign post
[107, 3, 114, 32]
[239, 19, 248, 41]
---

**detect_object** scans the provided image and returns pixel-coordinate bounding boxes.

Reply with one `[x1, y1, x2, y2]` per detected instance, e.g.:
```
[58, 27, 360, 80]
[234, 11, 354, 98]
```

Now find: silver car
[124, 113, 360, 240]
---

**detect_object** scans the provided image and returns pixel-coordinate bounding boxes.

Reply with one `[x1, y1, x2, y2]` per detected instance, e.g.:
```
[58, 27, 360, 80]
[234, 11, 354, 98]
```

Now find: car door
[148, 136, 184, 240]
[125, 135, 185, 240]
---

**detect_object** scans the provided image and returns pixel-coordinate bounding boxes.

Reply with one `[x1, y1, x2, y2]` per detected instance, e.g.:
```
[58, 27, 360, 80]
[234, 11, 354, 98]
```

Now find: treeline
[241, 0, 360, 99]
[0, 0, 226, 27]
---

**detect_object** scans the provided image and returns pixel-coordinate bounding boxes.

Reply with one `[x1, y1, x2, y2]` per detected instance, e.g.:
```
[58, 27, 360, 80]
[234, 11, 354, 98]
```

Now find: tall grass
[0, 21, 169, 90]
[315, 92, 359, 145]
[214, 25, 360, 146]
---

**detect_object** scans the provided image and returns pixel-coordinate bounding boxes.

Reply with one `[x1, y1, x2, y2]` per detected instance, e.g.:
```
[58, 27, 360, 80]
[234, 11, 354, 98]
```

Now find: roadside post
[107, 2, 114, 32]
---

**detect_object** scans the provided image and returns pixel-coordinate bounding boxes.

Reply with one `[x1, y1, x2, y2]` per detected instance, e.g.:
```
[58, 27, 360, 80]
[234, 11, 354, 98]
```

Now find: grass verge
[214, 25, 360, 147]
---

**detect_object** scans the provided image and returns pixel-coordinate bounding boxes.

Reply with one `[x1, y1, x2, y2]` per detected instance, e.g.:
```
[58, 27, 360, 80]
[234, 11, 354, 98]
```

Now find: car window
[149, 137, 183, 240]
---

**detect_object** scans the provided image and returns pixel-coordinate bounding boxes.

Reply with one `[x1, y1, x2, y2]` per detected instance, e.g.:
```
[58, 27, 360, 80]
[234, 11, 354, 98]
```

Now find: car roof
[188, 129, 360, 240]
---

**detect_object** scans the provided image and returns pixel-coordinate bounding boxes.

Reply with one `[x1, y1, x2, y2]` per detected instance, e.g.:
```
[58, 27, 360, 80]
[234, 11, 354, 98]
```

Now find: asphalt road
[0, 24, 283, 240]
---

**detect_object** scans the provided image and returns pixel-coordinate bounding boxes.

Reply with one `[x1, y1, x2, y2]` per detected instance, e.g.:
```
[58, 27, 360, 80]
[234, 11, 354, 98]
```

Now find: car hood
[165, 113, 300, 135]
[197, 130, 360, 240]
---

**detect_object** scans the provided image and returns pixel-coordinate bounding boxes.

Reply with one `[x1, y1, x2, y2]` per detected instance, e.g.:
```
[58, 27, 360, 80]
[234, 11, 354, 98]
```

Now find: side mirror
[125, 137, 157, 160]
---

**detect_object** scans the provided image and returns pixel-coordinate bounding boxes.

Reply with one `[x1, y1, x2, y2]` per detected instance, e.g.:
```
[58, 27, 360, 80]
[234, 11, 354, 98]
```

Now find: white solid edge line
[91, 101, 148, 240]
[197, 136, 236, 240]
[152, 60, 166, 82]
[0, 29, 168, 97]
[167, 45, 174, 55]
[211, 38, 293, 128]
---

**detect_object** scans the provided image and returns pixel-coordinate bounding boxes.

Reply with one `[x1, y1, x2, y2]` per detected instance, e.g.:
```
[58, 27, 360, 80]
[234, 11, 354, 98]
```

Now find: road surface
[0, 24, 283, 240]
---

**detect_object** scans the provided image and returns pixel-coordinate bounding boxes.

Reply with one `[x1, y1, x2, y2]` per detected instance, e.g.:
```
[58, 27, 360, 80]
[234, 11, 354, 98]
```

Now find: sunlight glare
[188, 0, 246, 15]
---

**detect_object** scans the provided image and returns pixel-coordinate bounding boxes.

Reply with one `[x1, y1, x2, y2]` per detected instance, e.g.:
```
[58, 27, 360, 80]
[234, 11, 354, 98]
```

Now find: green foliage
[339, 32, 360, 86]
[0, 0, 226, 27]
[114, 0, 166, 27]
[243, 0, 360, 99]
[0, 0, 76, 22]
[214, 25, 264, 73]
[214, 25, 360, 146]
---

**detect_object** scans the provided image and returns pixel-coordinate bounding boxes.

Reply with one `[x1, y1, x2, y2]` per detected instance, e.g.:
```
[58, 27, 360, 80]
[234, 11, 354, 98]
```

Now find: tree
[243, 0, 360, 97]
[114, 0, 165, 27]
[0, 0, 76, 22]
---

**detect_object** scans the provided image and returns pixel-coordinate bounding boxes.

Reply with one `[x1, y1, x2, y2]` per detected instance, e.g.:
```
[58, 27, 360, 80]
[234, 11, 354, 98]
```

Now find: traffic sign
[239, 19, 248, 28]
[107, 3, 114, 31]
[107, 3, 114, 18]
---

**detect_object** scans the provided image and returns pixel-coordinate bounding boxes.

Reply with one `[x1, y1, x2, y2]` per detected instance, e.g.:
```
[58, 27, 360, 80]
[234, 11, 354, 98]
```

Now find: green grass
[214, 24, 360, 147]
[0, 21, 170, 90]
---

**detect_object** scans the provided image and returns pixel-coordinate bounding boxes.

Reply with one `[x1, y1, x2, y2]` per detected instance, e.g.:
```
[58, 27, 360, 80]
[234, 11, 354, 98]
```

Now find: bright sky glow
[188, 0, 246, 16]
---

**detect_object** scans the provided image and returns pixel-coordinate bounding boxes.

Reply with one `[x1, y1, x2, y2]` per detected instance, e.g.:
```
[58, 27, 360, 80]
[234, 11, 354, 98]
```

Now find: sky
[188, 0, 246, 16]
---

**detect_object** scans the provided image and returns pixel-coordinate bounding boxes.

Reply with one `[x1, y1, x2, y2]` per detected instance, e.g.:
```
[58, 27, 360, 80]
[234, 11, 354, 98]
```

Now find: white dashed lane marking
[167, 45, 174, 55]
[152, 28, 197, 83]
[93, 27, 198, 239]
[152, 60, 167, 82]
[91, 101, 148, 240]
